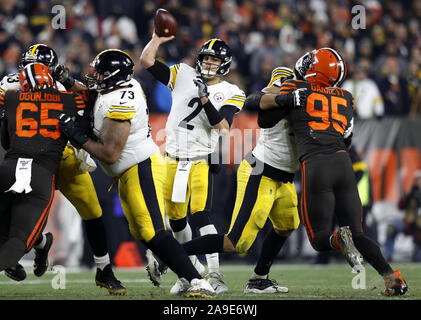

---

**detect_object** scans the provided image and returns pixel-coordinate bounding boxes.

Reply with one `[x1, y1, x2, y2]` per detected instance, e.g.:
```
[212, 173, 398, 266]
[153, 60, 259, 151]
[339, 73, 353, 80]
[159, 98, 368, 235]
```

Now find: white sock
[172, 223, 192, 243]
[172, 223, 200, 270]
[250, 272, 268, 280]
[34, 234, 47, 249]
[94, 253, 110, 271]
[199, 224, 219, 273]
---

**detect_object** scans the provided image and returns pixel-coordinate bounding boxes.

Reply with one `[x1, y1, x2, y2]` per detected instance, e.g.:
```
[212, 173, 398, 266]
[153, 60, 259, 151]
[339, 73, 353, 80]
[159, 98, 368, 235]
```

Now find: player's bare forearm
[212, 118, 230, 135]
[140, 32, 174, 68]
[82, 118, 130, 164]
[259, 94, 279, 110]
[69, 80, 88, 93]
[259, 86, 283, 110]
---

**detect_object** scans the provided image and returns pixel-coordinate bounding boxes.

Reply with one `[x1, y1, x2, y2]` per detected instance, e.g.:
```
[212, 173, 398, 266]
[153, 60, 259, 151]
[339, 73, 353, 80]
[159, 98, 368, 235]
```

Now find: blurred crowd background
[1, 0, 420, 116]
[1, 0, 421, 267]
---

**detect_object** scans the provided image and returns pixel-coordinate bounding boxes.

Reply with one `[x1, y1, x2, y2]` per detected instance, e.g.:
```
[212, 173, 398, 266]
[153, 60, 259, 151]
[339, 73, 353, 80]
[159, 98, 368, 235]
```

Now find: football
[154, 8, 178, 37]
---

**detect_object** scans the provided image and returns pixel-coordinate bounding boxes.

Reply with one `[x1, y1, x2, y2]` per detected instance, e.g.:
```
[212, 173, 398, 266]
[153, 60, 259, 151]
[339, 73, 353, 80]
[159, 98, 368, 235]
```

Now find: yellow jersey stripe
[109, 105, 135, 110]
[106, 110, 135, 121]
[169, 64, 179, 91]
[224, 99, 245, 107]
[267, 76, 282, 87]
[227, 96, 245, 102]
[231, 95, 246, 100]
[272, 69, 293, 76]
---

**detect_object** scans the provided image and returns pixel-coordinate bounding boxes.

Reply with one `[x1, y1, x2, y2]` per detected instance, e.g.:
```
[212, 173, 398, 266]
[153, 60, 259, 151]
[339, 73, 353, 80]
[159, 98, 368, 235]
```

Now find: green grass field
[1, 262, 419, 300]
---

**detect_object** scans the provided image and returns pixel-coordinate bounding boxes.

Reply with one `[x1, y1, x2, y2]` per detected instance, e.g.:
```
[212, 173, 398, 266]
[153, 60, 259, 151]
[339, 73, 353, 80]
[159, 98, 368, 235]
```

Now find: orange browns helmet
[19, 62, 56, 91]
[304, 47, 347, 88]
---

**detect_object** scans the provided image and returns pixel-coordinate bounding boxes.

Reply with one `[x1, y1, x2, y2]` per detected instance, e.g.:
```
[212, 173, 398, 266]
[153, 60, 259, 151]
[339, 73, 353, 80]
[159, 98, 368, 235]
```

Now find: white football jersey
[92, 78, 158, 177]
[252, 118, 298, 173]
[252, 69, 299, 174]
[0, 72, 66, 91]
[165, 63, 245, 158]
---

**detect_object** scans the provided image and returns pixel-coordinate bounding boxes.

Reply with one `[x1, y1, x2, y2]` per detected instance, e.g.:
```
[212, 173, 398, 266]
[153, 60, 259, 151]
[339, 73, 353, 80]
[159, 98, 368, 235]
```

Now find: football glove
[294, 51, 315, 80]
[59, 113, 89, 148]
[53, 64, 75, 90]
[193, 76, 209, 98]
[275, 88, 308, 108]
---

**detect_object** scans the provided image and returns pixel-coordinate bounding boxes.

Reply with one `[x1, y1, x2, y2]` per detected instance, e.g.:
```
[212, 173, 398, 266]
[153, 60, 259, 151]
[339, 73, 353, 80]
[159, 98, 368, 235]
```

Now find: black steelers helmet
[19, 44, 58, 70]
[86, 49, 134, 92]
[195, 38, 232, 77]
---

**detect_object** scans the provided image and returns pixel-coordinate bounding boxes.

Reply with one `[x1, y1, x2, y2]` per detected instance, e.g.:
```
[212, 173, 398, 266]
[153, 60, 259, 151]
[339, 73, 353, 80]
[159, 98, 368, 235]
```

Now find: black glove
[294, 51, 314, 80]
[53, 64, 75, 90]
[59, 113, 89, 148]
[193, 76, 209, 98]
[275, 88, 308, 108]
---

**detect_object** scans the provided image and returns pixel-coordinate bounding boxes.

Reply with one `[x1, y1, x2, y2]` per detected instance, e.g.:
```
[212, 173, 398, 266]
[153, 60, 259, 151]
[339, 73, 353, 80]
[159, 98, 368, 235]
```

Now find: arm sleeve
[257, 108, 289, 128]
[219, 105, 239, 127]
[243, 91, 264, 111]
[146, 60, 171, 86]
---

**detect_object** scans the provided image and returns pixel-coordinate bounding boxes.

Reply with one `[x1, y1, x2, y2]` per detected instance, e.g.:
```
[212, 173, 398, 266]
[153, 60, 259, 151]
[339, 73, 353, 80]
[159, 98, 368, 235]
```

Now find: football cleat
[145, 249, 162, 286]
[184, 278, 216, 298]
[95, 264, 127, 295]
[205, 272, 228, 294]
[170, 277, 190, 295]
[4, 264, 27, 281]
[33, 232, 54, 277]
[383, 270, 408, 296]
[332, 226, 364, 272]
[244, 278, 289, 294]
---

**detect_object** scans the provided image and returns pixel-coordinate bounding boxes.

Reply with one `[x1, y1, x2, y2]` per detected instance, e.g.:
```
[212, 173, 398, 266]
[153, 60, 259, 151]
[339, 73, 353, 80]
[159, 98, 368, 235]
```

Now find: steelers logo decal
[213, 92, 224, 102]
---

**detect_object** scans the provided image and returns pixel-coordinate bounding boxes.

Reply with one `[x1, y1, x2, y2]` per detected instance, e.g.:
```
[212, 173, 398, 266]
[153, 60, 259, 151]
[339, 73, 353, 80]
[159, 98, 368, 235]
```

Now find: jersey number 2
[16, 102, 63, 139]
[306, 93, 348, 134]
[178, 97, 202, 130]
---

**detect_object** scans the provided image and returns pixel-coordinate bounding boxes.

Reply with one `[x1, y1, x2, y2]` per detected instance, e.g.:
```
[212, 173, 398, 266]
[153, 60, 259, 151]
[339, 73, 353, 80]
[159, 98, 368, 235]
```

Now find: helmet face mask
[86, 49, 134, 92]
[198, 55, 222, 78]
[19, 44, 58, 71]
[195, 39, 232, 78]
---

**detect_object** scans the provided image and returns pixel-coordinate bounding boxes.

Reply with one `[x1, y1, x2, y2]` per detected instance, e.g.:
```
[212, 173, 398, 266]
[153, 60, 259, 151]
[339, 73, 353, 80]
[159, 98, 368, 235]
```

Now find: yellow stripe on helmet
[207, 39, 217, 50]
[30, 44, 40, 56]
